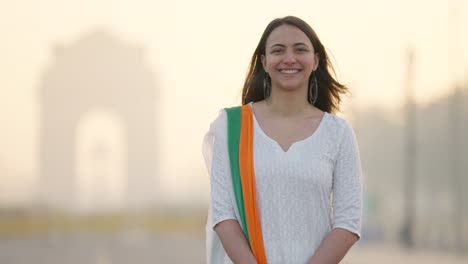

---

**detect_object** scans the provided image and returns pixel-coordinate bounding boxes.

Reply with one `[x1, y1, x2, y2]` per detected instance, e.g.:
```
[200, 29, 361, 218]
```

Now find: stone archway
[38, 30, 158, 211]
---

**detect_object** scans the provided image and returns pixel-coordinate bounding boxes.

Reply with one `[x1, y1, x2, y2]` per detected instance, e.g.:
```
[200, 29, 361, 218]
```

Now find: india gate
[38, 30, 158, 212]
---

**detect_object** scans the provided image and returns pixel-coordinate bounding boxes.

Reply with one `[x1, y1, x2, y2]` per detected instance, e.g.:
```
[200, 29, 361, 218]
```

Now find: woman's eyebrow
[269, 43, 286, 49]
[293, 42, 309, 47]
[269, 42, 309, 49]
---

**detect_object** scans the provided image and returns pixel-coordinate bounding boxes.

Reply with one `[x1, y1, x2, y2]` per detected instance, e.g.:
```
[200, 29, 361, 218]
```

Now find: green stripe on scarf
[225, 106, 249, 243]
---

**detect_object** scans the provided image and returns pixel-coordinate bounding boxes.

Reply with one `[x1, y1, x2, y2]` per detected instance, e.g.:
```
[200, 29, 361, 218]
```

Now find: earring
[308, 72, 318, 105]
[263, 73, 271, 99]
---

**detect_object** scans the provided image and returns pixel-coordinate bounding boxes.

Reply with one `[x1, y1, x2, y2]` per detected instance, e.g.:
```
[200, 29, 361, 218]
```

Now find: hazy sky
[1, 0, 467, 206]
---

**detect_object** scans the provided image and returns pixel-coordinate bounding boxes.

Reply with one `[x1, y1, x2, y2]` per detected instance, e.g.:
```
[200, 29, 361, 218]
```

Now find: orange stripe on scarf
[239, 104, 267, 264]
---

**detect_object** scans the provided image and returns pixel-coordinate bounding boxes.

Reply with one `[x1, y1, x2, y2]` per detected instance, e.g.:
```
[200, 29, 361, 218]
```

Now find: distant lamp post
[401, 48, 416, 248]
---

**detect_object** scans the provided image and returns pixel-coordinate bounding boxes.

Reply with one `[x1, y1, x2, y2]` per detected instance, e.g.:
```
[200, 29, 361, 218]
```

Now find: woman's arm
[215, 219, 257, 264]
[307, 228, 359, 264]
[308, 120, 362, 263]
[204, 111, 256, 263]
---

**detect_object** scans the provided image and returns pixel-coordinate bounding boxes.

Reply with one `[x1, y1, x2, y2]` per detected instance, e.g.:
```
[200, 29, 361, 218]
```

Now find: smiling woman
[242, 16, 349, 114]
[261, 25, 319, 101]
[203, 16, 362, 264]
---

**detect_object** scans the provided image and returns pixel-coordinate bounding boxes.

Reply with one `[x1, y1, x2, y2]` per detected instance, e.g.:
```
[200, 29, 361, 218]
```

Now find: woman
[203, 16, 362, 264]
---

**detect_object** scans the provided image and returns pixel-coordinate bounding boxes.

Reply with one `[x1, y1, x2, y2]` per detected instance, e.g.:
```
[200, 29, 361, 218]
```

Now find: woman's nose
[283, 51, 296, 64]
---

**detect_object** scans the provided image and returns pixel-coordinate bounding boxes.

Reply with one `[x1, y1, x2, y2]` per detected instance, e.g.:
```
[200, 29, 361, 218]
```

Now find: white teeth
[280, 69, 299, 74]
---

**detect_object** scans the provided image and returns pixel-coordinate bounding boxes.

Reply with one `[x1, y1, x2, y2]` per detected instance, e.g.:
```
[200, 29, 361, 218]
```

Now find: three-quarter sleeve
[202, 110, 238, 230]
[332, 120, 363, 238]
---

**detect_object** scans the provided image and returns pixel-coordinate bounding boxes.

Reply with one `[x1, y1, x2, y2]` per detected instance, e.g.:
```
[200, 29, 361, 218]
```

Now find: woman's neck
[265, 87, 311, 117]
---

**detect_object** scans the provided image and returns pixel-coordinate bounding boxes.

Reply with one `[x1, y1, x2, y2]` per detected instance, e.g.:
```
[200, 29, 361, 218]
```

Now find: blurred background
[1, 0, 467, 263]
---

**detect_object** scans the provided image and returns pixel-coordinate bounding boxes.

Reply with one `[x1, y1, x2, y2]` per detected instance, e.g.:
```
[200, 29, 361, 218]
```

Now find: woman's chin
[276, 84, 305, 92]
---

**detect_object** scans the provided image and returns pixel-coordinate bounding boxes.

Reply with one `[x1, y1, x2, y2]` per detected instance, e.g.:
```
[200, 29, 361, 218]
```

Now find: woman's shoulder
[206, 108, 230, 138]
[324, 112, 351, 128]
[202, 108, 229, 164]
[322, 112, 356, 139]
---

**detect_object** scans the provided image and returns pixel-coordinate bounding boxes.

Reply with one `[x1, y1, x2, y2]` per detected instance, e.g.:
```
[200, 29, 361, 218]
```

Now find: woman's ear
[314, 53, 320, 71]
[261, 55, 268, 73]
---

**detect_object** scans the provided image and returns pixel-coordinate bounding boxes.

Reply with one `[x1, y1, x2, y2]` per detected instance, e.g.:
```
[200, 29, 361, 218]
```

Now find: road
[1, 232, 466, 264]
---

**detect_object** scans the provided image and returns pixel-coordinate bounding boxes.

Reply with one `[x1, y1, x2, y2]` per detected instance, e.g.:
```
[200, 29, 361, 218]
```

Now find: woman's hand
[214, 219, 257, 264]
[307, 228, 359, 264]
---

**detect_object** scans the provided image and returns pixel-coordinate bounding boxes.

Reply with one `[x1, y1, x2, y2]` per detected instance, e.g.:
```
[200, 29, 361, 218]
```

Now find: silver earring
[308, 72, 318, 105]
[263, 73, 271, 99]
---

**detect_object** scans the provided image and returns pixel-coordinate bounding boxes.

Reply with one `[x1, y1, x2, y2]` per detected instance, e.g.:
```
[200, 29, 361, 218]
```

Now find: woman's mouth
[279, 69, 301, 74]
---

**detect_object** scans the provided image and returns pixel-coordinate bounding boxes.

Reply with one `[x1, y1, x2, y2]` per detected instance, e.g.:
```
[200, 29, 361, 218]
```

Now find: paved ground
[0, 231, 467, 264]
[344, 243, 467, 264]
[0, 231, 205, 264]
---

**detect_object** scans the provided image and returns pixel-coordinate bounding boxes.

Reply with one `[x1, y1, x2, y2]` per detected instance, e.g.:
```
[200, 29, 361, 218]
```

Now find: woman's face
[262, 24, 318, 93]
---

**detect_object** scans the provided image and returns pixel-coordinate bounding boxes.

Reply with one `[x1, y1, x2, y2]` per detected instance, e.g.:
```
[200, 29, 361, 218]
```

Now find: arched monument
[38, 30, 158, 212]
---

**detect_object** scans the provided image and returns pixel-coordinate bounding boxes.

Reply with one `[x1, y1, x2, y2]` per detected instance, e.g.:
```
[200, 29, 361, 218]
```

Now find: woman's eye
[272, 49, 282, 54]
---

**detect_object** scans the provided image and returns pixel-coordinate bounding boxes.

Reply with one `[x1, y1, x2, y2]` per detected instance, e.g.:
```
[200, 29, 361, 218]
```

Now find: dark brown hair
[241, 16, 348, 114]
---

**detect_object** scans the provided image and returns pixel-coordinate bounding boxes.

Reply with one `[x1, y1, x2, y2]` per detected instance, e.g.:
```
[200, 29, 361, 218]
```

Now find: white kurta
[202, 107, 362, 264]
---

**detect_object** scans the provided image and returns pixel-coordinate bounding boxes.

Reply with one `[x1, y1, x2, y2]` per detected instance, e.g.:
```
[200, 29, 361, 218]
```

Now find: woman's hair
[241, 16, 348, 114]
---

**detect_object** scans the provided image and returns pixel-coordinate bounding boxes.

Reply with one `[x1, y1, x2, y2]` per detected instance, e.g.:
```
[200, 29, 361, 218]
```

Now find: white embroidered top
[202, 107, 362, 264]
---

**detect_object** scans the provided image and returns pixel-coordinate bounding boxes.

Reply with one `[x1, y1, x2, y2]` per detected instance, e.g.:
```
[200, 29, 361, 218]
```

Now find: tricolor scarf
[224, 104, 267, 264]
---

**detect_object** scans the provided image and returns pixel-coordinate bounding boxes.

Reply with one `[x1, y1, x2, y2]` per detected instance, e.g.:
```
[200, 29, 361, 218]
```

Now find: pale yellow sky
[0, 0, 467, 206]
